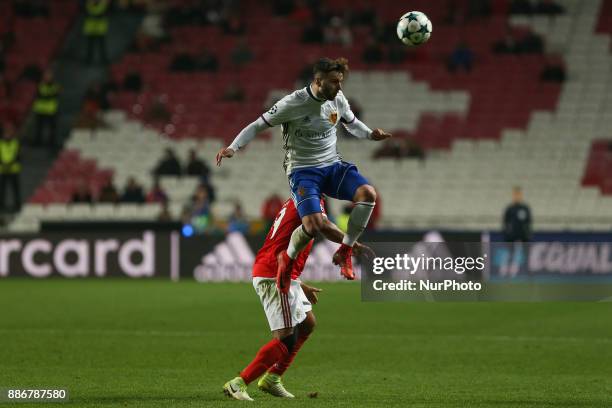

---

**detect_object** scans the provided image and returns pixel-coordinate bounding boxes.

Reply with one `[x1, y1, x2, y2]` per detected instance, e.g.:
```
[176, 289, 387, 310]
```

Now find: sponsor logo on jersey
[329, 111, 338, 124]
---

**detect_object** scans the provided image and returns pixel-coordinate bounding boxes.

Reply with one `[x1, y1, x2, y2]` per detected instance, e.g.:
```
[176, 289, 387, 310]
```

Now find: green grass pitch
[0, 279, 611, 407]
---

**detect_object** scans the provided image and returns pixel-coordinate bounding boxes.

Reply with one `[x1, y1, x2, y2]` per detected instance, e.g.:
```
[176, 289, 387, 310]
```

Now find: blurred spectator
[388, 43, 407, 64]
[77, 83, 105, 133]
[350, 1, 376, 27]
[146, 95, 171, 122]
[121, 177, 145, 203]
[123, 71, 143, 92]
[540, 59, 566, 83]
[273, 0, 295, 16]
[297, 63, 314, 87]
[0, 122, 21, 212]
[518, 32, 544, 54]
[302, 22, 324, 44]
[362, 38, 384, 64]
[98, 177, 119, 203]
[84, 0, 111, 65]
[0, 74, 11, 99]
[222, 14, 246, 35]
[403, 138, 426, 160]
[227, 202, 249, 234]
[201, 179, 216, 204]
[157, 202, 172, 221]
[20, 63, 42, 83]
[373, 138, 403, 159]
[324, 17, 352, 47]
[467, 0, 492, 19]
[188, 184, 211, 233]
[492, 32, 519, 54]
[71, 181, 94, 204]
[503, 186, 532, 242]
[13, 0, 49, 18]
[196, 49, 219, 72]
[444, 0, 461, 25]
[230, 38, 254, 68]
[447, 42, 474, 73]
[154, 148, 182, 176]
[32, 70, 60, 149]
[510, 0, 564, 15]
[146, 178, 168, 203]
[0, 44, 5, 73]
[509, 0, 533, 14]
[261, 193, 284, 229]
[535, 0, 564, 15]
[289, 0, 312, 23]
[185, 149, 210, 179]
[170, 51, 197, 71]
[223, 83, 245, 102]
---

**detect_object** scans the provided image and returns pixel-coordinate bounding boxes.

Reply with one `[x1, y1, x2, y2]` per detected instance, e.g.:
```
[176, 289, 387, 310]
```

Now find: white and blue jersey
[229, 85, 374, 218]
[261, 86, 359, 175]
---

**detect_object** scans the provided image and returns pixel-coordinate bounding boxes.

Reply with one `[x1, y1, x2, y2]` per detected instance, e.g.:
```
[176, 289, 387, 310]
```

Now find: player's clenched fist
[216, 147, 235, 166]
[370, 128, 392, 141]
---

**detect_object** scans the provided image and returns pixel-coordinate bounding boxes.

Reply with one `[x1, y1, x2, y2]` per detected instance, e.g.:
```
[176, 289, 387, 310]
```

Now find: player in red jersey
[223, 198, 372, 401]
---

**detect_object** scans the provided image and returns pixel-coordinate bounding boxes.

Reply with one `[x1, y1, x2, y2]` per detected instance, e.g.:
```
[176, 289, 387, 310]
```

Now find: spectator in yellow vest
[84, 0, 110, 65]
[32, 70, 60, 149]
[0, 122, 21, 212]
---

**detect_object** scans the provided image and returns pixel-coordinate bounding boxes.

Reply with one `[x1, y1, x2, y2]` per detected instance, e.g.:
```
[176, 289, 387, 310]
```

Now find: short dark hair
[313, 57, 349, 77]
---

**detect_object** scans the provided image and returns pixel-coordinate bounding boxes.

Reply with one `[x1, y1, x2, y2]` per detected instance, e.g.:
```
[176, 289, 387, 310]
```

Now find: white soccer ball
[396, 11, 432, 46]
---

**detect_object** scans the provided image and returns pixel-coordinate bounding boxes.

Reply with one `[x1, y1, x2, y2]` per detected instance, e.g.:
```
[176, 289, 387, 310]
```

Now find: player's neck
[308, 83, 325, 102]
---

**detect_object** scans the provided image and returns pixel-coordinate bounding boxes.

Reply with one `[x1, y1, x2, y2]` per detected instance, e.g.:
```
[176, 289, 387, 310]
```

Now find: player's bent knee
[303, 214, 324, 236]
[354, 185, 377, 203]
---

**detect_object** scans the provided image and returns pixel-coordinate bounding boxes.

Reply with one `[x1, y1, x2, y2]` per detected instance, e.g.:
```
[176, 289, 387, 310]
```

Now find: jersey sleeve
[338, 91, 357, 124]
[261, 92, 304, 127]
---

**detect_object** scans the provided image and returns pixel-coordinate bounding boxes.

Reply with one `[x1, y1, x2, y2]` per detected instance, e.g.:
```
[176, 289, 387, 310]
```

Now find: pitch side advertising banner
[486, 232, 612, 278]
[0, 231, 177, 279]
[0, 230, 480, 280]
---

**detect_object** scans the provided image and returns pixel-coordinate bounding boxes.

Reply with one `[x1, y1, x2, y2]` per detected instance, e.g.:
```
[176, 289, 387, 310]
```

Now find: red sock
[268, 332, 310, 376]
[240, 338, 288, 384]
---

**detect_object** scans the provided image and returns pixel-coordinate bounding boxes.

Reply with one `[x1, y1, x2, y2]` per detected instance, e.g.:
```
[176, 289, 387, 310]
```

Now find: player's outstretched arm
[341, 115, 392, 141]
[216, 117, 269, 167]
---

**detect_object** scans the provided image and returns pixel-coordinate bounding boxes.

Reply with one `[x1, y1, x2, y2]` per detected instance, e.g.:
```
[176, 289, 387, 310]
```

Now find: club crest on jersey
[298, 186, 306, 196]
[329, 111, 338, 124]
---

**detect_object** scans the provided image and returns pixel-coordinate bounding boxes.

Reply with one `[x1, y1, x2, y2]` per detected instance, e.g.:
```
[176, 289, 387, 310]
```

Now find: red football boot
[333, 244, 354, 280]
[276, 251, 293, 294]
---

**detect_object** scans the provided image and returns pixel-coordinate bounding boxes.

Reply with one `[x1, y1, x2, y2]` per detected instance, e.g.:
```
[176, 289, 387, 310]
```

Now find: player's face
[319, 72, 344, 100]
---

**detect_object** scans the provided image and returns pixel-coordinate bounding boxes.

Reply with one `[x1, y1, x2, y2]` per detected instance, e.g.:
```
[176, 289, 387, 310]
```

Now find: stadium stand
[7, 0, 612, 232]
[0, 1, 78, 126]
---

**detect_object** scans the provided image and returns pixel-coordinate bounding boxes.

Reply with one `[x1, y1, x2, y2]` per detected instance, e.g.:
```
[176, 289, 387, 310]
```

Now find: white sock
[342, 202, 375, 247]
[287, 225, 313, 259]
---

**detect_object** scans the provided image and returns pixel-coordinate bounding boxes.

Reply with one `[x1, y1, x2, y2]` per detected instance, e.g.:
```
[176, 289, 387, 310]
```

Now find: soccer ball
[396, 11, 432, 46]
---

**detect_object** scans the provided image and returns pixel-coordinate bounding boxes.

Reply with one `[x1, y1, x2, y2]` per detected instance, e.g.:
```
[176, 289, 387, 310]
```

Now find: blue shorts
[289, 161, 369, 218]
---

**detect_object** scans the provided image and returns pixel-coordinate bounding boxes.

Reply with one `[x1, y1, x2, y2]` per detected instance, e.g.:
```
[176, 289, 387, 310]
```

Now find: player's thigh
[253, 278, 297, 332]
[323, 161, 369, 202]
[289, 168, 325, 219]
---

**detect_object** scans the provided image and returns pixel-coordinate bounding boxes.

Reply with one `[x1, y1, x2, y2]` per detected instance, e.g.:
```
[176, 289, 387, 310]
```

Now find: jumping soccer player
[223, 198, 373, 401]
[216, 57, 391, 284]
